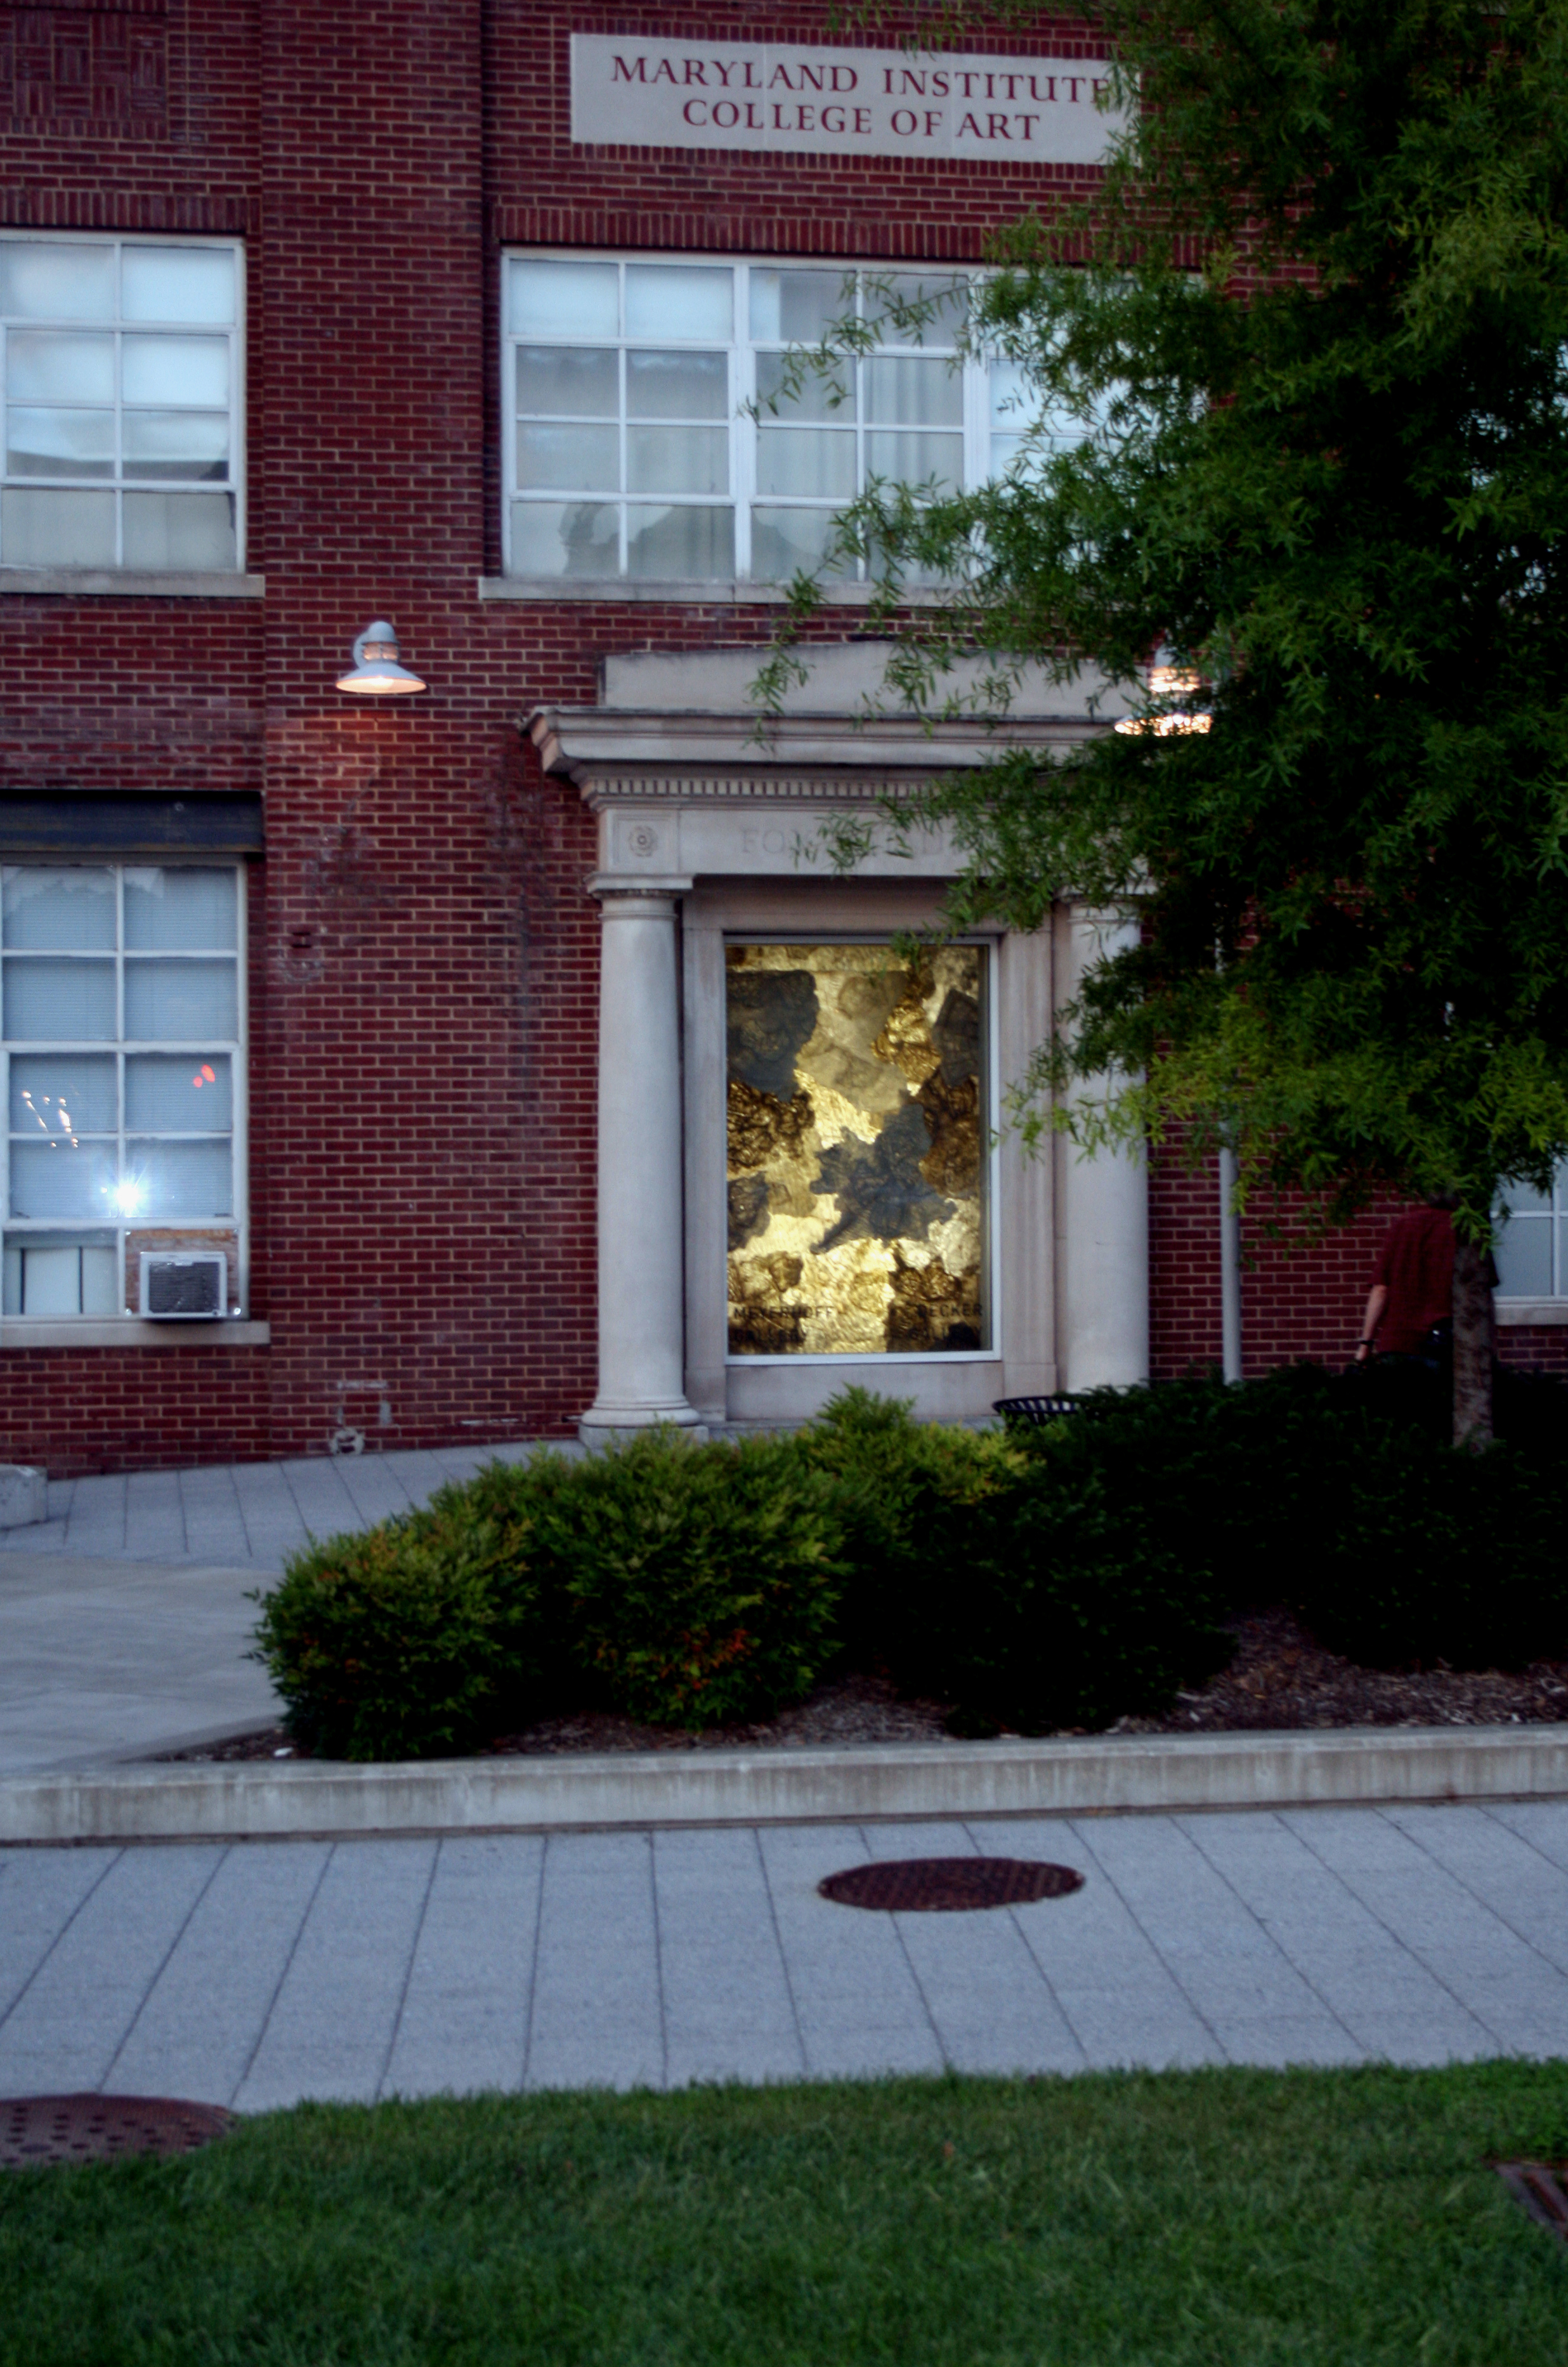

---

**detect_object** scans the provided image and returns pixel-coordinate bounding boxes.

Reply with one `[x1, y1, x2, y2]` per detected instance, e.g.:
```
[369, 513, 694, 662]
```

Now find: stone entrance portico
[530, 643, 1147, 1440]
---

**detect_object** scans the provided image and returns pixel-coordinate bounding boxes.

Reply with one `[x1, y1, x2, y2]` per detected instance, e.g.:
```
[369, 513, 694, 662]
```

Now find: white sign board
[570, 33, 1124, 165]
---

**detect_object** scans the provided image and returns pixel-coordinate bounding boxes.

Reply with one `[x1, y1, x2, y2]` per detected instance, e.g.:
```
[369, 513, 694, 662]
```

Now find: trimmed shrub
[250, 1498, 542, 1762]
[797, 1386, 1234, 1731]
[793, 1387, 1028, 1677]
[1298, 1436, 1568, 1671]
[517, 1428, 847, 1728]
[248, 1366, 1568, 1763]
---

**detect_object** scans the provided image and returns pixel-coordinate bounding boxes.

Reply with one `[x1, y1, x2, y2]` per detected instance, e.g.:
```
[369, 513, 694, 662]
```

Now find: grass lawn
[2, 2061, 1566, 2364]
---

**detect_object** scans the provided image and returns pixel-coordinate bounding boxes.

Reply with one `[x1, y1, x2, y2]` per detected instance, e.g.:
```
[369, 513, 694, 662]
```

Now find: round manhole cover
[819, 1856, 1085, 1912]
[1, 2094, 233, 2169]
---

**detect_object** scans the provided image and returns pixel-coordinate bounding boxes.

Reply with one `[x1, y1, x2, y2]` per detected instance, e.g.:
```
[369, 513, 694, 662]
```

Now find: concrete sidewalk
[0, 1440, 556, 1775]
[0, 1438, 561, 1570]
[3, 1803, 1566, 2112]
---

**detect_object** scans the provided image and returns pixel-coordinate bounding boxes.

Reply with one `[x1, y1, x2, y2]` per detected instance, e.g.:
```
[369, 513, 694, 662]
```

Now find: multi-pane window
[504, 255, 1061, 584]
[1495, 1165, 1568, 1299]
[2, 867, 244, 1318]
[0, 237, 242, 572]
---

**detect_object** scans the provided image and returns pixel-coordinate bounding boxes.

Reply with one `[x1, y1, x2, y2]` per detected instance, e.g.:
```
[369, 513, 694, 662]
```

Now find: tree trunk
[1452, 1238, 1496, 1449]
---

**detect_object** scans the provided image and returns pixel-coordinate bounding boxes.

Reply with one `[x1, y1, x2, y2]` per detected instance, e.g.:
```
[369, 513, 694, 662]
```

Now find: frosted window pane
[990, 359, 1028, 424]
[127, 1138, 232, 1218]
[866, 430, 963, 490]
[121, 247, 235, 325]
[756, 349, 853, 424]
[125, 959, 237, 1040]
[517, 422, 619, 492]
[124, 868, 236, 951]
[126, 1053, 232, 1130]
[875, 275, 967, 345]
[509, 500, 618, 577]
[122, 411, 230, 481]
[7, 330, 113, 403]
[3, 868, 115, 949]
[0, 243, 114, 320]
[750, 268, 854, 345]
[726, 942, 987, 1354]
[515, 347, 618, 416]
[866, 356, 963, 426]
[15, 1243, 117, 1315]
[756, 427, 855, 499]
[625, 504, 733, 579]
[10, 1142, 116, 1220]
[4, 959, 116, 1040]
[1494, 1215, 1552, 1296]
[627, 350, 728, 419]
[626, 425, 728, 495]
[17, 1245, 82, 1314]
[1499, 1177, 1551, 1213]
[121, 492, 236, 571]
[11, 1053, 116, 1134]
[751, 506, 853, 581]
[1, 488, 114, 566]
[122, 336, 230, 408]
[509, 260, 618, 339]
[81, 1243, 118, 1315]
[625, 265, 731, 342]
[7, 408, 115, 478]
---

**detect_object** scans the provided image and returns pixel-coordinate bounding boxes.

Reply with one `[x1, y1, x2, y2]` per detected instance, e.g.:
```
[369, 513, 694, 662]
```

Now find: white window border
[717, 929, 1002, 1369]
[0, 858, 251, 1329]
[500, 249, 995, 594]
[0, 229, 248, 580]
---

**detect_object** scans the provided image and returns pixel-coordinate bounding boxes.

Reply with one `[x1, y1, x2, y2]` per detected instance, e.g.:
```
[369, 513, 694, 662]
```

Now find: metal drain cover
[1497, 2162, 1568, 2241]
[1, 2094, 233, 2169]
[819, 1856, 1085, 1912]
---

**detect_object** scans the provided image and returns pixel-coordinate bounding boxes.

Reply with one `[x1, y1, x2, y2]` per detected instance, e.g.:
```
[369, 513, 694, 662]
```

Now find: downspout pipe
[1218, 1138, 1243, 1383]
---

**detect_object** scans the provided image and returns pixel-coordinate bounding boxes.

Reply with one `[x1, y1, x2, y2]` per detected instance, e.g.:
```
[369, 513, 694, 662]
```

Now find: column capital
[587, 873, 694, 903]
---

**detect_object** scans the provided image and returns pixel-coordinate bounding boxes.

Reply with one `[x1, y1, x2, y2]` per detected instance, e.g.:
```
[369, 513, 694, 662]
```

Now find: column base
[578, 1399, 709, 1447]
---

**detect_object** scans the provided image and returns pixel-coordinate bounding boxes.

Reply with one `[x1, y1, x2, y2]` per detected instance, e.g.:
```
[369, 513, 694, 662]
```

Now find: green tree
[766, 0, 1568, 1444]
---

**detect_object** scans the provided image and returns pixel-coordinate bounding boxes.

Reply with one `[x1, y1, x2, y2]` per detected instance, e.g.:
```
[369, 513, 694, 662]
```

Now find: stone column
[580, 884, 705, 1442]
[1054, 905, 1150, 1390]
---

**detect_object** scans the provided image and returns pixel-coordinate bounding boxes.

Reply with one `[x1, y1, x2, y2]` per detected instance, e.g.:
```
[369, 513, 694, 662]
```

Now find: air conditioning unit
[139, 1251, 228, 1320]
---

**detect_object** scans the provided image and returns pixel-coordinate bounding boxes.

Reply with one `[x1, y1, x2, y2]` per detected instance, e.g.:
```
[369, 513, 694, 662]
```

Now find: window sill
[0, 569, 264, 599]
[478, 575, 889, 606]
[1495, 1299, 1568, 1327]
[0, 1318, 270, 1350]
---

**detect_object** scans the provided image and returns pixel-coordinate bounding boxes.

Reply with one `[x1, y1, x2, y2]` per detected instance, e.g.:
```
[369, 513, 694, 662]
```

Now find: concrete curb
[3, 1723, 1568, 1843]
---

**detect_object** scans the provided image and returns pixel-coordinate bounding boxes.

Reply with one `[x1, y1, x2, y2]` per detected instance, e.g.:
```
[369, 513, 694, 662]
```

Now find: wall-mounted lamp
[336, 620, 426, 696]
[1114, 646, 1211, 737]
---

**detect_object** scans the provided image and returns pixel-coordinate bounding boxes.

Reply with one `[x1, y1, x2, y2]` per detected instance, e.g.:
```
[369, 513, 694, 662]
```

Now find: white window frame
[0, 231, 247, 573]
[501, 251, 1026, 588]
[718, 929, 1002, 1367]
[1, 861, 249, 1322]
[1495, 1163, 1568, 1301]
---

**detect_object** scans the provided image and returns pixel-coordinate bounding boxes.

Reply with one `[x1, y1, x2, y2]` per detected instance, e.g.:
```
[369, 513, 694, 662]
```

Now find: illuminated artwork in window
[726, 942, 988, 1355]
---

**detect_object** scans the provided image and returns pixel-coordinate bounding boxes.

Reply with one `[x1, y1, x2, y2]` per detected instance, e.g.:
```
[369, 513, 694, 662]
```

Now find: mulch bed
[159, 1605, 1568, 1763]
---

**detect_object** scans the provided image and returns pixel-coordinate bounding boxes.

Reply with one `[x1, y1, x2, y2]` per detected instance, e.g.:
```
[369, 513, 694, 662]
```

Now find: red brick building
[0, 1, 1560, 1475]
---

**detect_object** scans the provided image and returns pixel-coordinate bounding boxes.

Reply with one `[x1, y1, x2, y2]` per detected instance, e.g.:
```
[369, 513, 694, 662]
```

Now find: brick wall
[0, 0, 1557, 1474]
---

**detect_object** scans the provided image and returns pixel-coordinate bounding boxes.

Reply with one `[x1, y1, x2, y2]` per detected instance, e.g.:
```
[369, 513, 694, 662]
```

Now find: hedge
[250, 1370, 1568, 1760]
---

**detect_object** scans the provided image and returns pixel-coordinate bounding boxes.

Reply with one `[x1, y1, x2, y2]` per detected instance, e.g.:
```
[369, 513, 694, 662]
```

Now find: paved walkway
[0, 1442, 567, 1775]
[0, 1439, 563, 1570]
[3, 1803, 1567, 2111]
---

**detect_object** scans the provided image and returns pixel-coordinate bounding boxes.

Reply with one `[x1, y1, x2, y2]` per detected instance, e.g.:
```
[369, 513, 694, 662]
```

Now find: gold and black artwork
[726, 942, 988, 1356]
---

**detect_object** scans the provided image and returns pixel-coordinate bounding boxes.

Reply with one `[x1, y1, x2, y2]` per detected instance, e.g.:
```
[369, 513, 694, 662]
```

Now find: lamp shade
[337, 620, 426, 696]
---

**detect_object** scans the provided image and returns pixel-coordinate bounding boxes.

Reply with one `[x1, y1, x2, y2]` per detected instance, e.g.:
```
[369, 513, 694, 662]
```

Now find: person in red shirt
[1352, 1203, 1458, 1364]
